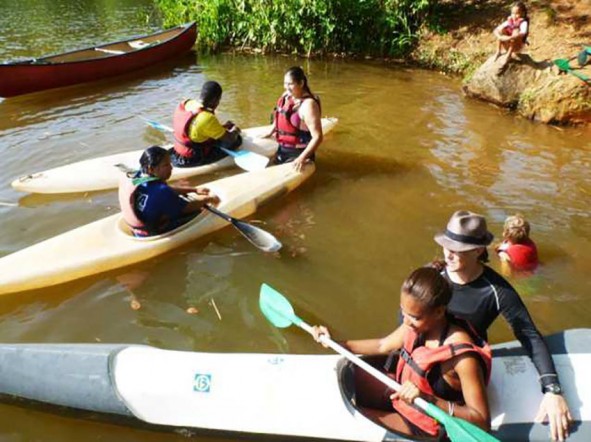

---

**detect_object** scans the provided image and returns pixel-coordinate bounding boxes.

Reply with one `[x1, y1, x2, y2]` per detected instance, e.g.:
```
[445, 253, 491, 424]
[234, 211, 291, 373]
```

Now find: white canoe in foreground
[11, 117, 338, 194]
[0, 163, 314, 295]
[0, 329, 589, 441]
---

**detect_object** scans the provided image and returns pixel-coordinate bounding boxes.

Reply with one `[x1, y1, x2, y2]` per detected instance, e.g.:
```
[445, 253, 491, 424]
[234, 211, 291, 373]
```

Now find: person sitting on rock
[493, 2, 529, 73]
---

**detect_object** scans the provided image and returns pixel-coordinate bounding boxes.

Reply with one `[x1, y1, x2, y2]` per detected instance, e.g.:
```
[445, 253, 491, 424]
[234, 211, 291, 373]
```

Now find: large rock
[463, 55, 591, 125]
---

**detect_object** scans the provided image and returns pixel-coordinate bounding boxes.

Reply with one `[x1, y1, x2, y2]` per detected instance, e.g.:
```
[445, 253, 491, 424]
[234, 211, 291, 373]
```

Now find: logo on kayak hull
[193, 373, 212, 392]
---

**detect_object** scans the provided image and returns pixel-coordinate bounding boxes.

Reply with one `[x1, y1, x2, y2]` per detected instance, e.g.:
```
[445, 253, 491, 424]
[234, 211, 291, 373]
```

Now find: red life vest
[172, 101, 216, 158]
[118, 175, 159, 237]
[502, 16, 528, 42]
[273, 94, 314, 149]
[391, 323, 492, 436]
[503, 238, 538, 271]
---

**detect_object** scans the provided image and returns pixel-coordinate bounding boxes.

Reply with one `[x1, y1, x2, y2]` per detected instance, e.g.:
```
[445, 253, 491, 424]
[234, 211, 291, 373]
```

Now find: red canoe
[0, 22, 197, 98]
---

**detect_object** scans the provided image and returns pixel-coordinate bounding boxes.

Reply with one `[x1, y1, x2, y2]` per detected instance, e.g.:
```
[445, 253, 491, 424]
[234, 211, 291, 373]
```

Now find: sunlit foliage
[155, 0, 433, 56]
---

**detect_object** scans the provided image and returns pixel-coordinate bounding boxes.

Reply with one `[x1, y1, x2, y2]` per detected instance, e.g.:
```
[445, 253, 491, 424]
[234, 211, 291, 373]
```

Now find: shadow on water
[319, 149, 413, 178]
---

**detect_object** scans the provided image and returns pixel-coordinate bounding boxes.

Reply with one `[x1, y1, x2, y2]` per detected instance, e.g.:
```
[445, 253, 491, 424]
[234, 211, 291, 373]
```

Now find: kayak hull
[11, 118, 338, 194]
[0, 23, 197, 98]
[0, 329, 589, 441]
[0, 163, 314, 295]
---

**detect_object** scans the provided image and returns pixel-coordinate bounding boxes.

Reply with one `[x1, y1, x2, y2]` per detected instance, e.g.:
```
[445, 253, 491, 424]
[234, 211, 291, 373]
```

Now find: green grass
[155, 0, 435, 57]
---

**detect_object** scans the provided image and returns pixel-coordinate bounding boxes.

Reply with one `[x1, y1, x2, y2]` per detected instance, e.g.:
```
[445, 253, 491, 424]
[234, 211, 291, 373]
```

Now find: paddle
[258, 283, 500, 442]
[553, 58, 590, 82]
[140, 117, 270, 172]
[203, 205, 281, 253]
[577, 49, 588, 68]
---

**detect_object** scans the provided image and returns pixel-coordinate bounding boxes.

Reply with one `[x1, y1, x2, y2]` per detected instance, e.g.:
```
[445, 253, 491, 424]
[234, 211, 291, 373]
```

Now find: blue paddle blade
[219, 147, 270, 172]
[259, 283, 297, 328]
[141, 118, 173, 133]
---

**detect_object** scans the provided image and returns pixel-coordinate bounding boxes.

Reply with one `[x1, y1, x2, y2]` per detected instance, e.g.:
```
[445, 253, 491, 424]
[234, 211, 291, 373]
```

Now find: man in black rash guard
[432, 210, 572, 442]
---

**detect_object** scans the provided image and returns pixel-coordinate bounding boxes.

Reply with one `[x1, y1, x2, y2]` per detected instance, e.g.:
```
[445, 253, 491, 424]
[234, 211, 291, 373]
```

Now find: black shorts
[273, 144, 315, 165]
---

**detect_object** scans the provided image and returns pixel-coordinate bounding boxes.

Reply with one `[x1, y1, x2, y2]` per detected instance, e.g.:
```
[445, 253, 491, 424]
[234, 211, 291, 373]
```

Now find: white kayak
[0, 329, 588, 441]
[0, 162, 314, 295]
[11, 118, 338, 194]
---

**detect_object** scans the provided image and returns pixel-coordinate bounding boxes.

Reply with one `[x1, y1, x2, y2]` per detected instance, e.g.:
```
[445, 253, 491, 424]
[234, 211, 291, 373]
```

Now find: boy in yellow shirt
[170, 81, 242, 167]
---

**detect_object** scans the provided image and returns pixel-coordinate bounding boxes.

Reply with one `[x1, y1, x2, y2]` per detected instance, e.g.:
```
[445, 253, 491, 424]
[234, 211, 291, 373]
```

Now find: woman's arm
[452, 354, 491, 431]
[493, 21, 509, 40]
[174, 187, 219, 214]
[312, 324, 406, 355]
[498, 282, 572, 441]
[293, 99, 323, 172]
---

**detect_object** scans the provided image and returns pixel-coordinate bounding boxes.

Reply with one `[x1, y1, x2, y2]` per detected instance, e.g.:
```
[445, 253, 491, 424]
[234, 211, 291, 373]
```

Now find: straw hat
[434, 210, 494, 252]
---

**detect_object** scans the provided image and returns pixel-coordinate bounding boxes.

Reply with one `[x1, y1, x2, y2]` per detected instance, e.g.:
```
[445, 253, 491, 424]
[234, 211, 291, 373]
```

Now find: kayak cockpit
[337, 354, 441, 442]
[115, 210, 207, 241]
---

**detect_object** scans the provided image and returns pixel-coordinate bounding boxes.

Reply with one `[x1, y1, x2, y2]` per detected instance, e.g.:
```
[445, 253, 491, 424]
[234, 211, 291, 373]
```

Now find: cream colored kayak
[12, 118, 338, 194]
[0, 163, 314, 295]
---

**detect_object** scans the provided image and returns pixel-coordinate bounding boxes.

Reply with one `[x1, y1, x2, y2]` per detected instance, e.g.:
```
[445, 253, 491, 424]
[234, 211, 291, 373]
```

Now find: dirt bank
[413, 0, 590, 125]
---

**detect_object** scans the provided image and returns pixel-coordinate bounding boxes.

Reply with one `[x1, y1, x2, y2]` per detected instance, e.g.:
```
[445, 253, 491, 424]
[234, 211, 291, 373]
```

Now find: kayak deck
[11, 118, 338, 194]
[0, 329, 588, 441]
[0, 163, 314, 295]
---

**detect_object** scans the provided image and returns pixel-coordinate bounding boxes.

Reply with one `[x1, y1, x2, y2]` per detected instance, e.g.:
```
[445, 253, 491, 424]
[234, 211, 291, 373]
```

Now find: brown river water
[0, 0, 590, 440]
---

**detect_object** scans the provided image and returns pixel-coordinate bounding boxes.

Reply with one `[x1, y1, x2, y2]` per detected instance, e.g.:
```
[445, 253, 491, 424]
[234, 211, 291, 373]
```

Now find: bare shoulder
[301, 96, 320, 112]
[445, 325, 474, 345]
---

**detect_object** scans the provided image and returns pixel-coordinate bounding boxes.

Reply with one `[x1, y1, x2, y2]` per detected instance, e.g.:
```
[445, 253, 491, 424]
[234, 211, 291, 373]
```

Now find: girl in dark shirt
[313, 267, 491, 438]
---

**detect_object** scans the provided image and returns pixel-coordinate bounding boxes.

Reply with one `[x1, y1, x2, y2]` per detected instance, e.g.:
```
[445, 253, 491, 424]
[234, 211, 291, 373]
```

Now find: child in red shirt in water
[496, 213, 539, 272]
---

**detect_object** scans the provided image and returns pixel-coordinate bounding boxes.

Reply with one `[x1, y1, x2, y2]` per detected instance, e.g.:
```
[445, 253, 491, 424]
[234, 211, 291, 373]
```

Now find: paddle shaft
[203, 204, 282, 252]
[204, 204, 234, 224]
[296, 320, 433, 410]
[142, 118, 241, 159]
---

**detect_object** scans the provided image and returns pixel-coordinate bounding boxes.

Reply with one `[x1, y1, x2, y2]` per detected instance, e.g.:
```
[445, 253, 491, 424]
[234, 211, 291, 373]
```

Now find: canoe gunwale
[2, 22, 196, 66]
[0, 22, 197, 97]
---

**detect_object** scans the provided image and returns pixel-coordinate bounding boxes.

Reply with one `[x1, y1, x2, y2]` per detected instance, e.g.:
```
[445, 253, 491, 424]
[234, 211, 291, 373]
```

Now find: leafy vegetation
[155, 0, 434, 57]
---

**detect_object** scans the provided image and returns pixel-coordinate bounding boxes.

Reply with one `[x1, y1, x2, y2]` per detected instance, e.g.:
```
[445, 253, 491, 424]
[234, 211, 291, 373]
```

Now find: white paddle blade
[234, 221, 282, 252]
[233, 152, 270, 172]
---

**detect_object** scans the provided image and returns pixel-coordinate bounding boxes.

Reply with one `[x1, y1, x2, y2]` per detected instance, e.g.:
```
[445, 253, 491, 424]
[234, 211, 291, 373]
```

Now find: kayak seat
[338, 354, 395, 410]
[337, 354, 440, 442]
[95, 48, 126, 55]
[115, 210, 204, 240]
[128, 40, 159, 50]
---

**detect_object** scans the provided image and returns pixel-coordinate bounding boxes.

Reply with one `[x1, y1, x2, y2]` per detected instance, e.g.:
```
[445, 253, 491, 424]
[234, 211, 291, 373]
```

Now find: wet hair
[503, 213, 531, 244]
[139, 145, 169, 175]
[199, 81, 223, 109]
[401, 267, 452, 311]
[512, 2, 528, 19]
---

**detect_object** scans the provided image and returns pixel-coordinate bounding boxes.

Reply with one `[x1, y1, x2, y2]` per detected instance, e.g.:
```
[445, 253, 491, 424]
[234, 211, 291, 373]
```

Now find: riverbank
[411, 0, 590, 125]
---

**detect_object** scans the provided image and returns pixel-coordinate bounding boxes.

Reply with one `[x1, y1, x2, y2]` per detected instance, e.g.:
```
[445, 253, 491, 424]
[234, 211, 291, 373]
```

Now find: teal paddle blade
[424, 403, 500, 442]
[259, 283, 298, 328]
[585, 46, 591, 55]
[554, 58, 571, 72]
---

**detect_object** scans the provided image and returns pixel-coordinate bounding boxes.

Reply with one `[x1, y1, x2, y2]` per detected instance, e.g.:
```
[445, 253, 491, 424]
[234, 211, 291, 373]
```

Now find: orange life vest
[172, 101, 216, 158]
[118, 174, 159, 236]
[391, 321, 492, 436]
